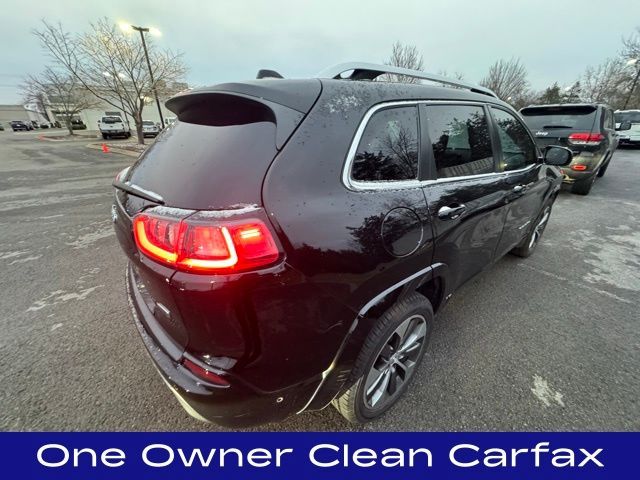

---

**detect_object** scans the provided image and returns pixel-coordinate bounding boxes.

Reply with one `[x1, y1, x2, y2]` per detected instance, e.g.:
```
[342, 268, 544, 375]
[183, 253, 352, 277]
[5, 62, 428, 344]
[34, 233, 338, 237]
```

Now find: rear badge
[535, 131, 549, 136]
[111, 205, 118, 223]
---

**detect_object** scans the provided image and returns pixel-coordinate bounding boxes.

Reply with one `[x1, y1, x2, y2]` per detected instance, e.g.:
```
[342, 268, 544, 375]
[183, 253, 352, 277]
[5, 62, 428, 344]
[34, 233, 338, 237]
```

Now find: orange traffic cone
[101, 143, 110, 153]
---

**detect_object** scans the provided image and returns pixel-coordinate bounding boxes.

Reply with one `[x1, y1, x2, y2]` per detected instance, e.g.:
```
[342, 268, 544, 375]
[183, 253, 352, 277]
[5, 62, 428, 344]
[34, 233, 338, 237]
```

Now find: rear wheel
[571, 174, 595, 195]
[332, 293, 433, 423]
[511, 202, 552, 258]
[101, 133, 107, 140]
[596, 161, 609, 178]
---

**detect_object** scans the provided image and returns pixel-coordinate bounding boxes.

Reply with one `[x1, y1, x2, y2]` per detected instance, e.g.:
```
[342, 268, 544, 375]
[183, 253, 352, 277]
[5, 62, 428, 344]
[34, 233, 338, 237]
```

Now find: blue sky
[1, 0, 639, 103]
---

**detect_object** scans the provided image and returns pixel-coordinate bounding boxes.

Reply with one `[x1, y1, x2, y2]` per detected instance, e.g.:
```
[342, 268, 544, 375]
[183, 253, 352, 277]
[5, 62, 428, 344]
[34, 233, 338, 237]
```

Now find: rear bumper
[618, 136, 640, 144]
[560, 152, 608, 183]
[125, 263, 320, 428]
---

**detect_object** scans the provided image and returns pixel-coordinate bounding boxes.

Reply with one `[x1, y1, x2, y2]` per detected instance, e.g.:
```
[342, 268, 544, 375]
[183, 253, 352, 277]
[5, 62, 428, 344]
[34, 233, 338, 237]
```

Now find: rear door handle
[438, 204, 466, 220]
[513, 185, 526, 193]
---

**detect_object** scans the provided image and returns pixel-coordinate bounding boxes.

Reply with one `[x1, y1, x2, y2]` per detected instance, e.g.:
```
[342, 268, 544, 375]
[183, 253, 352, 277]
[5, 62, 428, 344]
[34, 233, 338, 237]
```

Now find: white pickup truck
[98, 116, 131, 139]
[615, 110, 640, 146]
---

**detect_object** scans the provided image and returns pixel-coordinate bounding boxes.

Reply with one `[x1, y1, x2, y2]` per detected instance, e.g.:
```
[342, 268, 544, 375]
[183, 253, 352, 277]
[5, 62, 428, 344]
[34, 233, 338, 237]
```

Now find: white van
[98, 116, 131, 139]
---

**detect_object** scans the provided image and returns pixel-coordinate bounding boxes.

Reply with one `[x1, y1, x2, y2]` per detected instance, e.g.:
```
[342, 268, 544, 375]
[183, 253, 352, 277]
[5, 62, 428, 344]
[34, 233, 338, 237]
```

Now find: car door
[489, 106, 549, 258]
[420, 102, 507, 292]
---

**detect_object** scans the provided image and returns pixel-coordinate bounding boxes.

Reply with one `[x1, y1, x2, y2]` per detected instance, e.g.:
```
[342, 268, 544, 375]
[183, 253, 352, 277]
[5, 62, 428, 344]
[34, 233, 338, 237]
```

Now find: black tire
[571, 174, 595, 195]
[511, 200, 553, 258]
[332, 293, 433, 423]
[101, 133, 107, 140]
[126, 132, 131, 138]
[596, 161, 609, 178]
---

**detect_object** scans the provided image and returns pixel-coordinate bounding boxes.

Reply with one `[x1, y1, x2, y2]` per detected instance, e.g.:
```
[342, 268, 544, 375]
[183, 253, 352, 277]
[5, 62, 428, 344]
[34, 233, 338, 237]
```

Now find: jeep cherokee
[112, 62, 572, 427]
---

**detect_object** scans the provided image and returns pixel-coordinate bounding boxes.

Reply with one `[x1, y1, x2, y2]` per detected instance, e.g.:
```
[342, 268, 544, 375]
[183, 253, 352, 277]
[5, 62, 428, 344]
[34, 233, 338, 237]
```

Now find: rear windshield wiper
[541, 125, 573, 129]
[112, 179, 165, 204]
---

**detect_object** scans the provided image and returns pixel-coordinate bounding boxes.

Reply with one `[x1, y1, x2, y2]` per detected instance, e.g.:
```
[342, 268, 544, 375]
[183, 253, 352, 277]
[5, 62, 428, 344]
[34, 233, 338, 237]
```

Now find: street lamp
[120, 23, 165, 128]
[623, 58, 640, 110]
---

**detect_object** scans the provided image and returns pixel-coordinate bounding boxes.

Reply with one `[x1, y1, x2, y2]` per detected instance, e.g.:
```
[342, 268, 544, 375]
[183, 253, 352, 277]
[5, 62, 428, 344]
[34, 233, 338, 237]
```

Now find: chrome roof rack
[316, 62, 498, 98]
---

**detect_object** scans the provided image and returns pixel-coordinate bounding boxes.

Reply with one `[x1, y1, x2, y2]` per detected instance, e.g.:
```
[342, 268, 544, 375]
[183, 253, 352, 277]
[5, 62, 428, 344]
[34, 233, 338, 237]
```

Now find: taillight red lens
[571, 164, 588, 171]
[132, 210, 280, 274]
[182, 358, 229, 386]
[568, 132, 604, 145]
[229, 223, 279, 270]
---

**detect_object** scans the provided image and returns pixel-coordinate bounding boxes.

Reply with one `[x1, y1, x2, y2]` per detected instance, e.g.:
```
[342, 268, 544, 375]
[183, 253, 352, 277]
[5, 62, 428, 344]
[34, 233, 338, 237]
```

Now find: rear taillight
[568, 132, 604, 146]
[132, 210, 280, 274]
[570, 164, 588, 171]
[182, 358, 229, 386]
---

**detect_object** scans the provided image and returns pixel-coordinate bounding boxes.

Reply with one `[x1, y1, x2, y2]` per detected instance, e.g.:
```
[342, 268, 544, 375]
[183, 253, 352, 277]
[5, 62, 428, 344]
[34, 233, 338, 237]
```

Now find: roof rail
[316, 62, 498, 98]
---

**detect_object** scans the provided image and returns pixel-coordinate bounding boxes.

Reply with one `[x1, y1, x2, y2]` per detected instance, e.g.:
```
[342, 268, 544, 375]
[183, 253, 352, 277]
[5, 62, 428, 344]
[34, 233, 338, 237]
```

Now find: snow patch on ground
[66, 223, 114, 249]
[531, 375, 565, 407]
[569, 226, 640, 292]
[27, 285, 103, 312]
[9, 255, 42, 265]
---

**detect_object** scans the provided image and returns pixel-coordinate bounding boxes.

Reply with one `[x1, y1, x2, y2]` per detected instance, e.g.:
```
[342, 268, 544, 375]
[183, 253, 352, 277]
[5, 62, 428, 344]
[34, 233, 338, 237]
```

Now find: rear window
[143, 121, 155, 126]
[520, 106, 597, 131]
[615, 111, 640, 123]
[127, 120, 277, 209]
[102, 116, 122, 124]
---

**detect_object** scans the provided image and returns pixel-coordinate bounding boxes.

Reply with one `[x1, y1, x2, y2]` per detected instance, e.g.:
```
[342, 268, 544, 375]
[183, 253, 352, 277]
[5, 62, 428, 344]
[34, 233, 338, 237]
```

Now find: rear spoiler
[165, 89, 316, 150]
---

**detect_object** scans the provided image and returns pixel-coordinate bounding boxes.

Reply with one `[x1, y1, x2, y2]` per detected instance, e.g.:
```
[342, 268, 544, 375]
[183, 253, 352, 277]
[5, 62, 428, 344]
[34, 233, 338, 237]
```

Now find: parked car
[520, 103, 617, 195]
[10, 121, 30, 132]
[71, 119, 87, 130]
[614, 109, 640, 146]
[142, 120, 160, 137]
[98, 116, 130, 139]
[0, 123, 4, 131]
[112, 62, 572, 427]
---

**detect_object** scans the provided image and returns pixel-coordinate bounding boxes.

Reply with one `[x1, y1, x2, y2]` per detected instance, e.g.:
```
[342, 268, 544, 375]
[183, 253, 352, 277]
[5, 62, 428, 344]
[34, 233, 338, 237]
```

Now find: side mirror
[616, 121, 631, 131]
[544, 145, 572, 166]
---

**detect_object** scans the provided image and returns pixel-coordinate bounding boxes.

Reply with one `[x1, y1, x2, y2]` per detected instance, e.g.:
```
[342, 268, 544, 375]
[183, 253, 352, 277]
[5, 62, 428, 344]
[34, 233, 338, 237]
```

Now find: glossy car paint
[113, 78, 563, 426]
[520, 104, 617, 184]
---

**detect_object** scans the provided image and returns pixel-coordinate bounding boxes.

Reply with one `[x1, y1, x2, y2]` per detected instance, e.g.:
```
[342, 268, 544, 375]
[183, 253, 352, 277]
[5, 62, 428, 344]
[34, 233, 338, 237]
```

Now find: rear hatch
[101, 116, 125, 132]
[113, 80, 321, 354]
[520, 105, 599, 153]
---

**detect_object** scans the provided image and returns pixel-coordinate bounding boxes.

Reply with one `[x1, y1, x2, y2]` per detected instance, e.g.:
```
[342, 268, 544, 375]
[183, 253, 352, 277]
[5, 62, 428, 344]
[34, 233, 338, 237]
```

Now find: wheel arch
[302, 262, 450, 411]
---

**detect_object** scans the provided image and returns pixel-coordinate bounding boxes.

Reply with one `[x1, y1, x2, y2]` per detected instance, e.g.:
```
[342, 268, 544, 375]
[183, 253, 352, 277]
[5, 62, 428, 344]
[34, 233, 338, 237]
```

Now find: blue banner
[0, 432, 636, 479]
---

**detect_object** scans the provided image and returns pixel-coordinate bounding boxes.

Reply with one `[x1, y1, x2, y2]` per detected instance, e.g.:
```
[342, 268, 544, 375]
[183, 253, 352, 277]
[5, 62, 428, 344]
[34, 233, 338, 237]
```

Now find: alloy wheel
[363, 314, 427, 409]
[528, 206, 551, 249]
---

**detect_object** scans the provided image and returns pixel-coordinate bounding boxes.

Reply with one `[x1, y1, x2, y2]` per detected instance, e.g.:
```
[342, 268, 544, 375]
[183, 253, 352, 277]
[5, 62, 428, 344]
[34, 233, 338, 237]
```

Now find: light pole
[124, 24, 165, 128]
[623, 58, 639, 110]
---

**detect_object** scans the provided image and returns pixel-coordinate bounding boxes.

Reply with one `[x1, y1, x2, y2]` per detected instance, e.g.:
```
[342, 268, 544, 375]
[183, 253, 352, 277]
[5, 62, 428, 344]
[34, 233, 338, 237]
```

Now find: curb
[86, 143, 143, 158]
[39, 134, 100, 142]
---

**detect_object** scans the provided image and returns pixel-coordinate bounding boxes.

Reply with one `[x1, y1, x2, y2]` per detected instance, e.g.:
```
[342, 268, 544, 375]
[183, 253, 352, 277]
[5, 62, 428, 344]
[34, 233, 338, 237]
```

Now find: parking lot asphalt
[0, 130, 638, 432]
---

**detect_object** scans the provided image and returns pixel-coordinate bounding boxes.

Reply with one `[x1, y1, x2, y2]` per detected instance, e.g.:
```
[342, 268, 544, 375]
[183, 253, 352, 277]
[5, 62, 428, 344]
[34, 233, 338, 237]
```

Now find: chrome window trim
[342, 100, 535, 191]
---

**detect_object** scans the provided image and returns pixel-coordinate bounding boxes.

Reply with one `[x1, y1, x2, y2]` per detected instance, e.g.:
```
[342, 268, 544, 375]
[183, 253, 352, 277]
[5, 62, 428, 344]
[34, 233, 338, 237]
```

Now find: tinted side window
[352, 106, 419, 182]
[425, 105, 493, 178]
[491, 108, 537, 171]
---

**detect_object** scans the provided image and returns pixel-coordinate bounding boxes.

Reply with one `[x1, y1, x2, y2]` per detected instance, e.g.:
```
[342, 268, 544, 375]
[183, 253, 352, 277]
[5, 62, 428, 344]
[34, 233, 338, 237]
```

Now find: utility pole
[131, 25, 165, 128]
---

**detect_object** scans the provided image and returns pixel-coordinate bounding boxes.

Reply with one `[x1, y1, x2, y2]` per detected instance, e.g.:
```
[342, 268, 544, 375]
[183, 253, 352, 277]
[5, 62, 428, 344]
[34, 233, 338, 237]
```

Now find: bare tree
[581, 57, 627, 107]
[22, 67, 100, 135]
[381, 42, 425, 83]
[622, 27, 640, 108]
[480, 58, 529, 101]
[33, 19, 187, 144]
